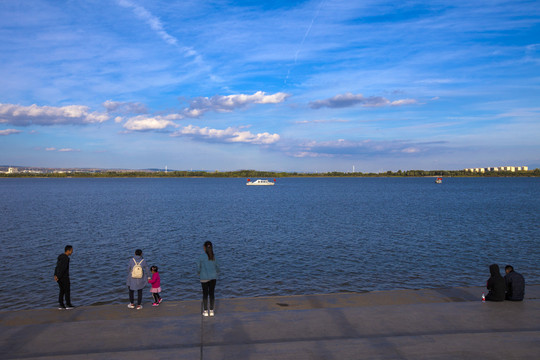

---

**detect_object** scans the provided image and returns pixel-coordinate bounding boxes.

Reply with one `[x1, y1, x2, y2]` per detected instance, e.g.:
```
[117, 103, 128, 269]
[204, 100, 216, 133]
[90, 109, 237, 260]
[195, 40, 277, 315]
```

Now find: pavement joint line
[200, 328, 540, 347]
[200, 304, 204, 360]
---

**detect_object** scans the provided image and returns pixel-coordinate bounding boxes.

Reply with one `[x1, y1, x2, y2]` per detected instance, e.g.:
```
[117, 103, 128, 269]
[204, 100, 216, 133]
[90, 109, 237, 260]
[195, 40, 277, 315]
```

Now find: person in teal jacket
[197, 241, 220, 316]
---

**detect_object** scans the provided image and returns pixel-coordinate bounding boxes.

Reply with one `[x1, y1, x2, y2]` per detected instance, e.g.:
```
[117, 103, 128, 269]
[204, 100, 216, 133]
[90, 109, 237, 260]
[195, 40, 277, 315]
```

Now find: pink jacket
[148, 272, 160, 288]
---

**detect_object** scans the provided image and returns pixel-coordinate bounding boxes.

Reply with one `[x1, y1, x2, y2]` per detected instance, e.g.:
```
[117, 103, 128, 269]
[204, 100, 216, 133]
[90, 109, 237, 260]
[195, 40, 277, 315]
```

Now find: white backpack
[131, 258, 144, 279]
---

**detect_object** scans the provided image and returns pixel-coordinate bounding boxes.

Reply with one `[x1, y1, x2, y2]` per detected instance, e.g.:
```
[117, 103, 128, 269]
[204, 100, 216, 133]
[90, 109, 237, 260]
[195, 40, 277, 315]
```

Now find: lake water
[1, 177, 538, 311]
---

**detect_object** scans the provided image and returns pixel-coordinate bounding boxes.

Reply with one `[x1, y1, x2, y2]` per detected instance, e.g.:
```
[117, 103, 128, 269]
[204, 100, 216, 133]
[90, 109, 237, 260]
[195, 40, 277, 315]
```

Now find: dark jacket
[485, 264, 505, 301]
[54, 253, 70, 281]
[505, 270, 525, 301]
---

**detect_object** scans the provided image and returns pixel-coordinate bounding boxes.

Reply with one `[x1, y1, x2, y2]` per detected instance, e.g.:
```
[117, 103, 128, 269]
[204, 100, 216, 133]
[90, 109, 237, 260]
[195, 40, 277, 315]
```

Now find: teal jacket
[198, 253, 220, 281]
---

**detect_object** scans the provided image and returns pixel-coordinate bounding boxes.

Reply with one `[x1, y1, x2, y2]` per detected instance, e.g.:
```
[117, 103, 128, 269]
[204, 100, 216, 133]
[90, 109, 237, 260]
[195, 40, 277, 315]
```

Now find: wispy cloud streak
[287, 138, 445, 158]
[117, 0, 201, 61]
[45, 147, 80, 152]
[118, 0, 178, 46]
[0, 129, 22, 136]
[286, 0, 327, 83]
[295, 119, 349, 124]
[309, 93, 417, 109]
[103, 100, 148, 114]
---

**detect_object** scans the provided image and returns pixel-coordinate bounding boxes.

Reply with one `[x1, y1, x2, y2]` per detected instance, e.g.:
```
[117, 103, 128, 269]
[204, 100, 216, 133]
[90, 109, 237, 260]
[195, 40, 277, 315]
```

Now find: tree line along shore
[1, 168, 539, 178]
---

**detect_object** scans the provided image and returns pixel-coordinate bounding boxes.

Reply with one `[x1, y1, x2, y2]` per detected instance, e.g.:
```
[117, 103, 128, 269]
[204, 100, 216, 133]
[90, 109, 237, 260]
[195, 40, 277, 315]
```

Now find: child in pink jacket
[148, 266, 162, 306]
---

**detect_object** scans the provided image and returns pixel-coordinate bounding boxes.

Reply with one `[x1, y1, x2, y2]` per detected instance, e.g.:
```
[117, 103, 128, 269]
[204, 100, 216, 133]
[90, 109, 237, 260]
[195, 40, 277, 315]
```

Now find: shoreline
[3, 284, 539, 314]
[4, 283, 539, 319]
[2, 174, 539, 178]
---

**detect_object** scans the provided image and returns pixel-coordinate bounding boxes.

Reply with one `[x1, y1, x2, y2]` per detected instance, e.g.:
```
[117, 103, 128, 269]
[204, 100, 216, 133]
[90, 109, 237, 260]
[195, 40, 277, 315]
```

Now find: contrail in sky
[117, 0, 201, 60]
[117, 0, 214, 79]
[118, 0, 178, 46]
[285, 0, 326, 83]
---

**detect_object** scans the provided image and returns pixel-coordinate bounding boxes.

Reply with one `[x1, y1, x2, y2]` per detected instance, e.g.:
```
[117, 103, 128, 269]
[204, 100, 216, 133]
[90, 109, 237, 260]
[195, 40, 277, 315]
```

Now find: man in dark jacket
[54, 245, 74, 309]
[504, 265, 525, 301]
[485, 264, 505, 301]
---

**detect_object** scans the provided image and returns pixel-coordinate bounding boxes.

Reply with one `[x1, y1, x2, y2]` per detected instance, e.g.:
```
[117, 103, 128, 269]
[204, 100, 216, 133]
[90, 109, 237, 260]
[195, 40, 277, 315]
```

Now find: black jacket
[505, 270, 525, 301]
[54, 253, 70, 281]
[485, 264, 505, 301]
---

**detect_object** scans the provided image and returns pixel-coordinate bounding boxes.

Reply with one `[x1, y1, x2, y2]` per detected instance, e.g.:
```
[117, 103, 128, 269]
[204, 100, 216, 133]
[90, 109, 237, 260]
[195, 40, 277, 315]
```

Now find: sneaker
[152, 302, 159, 307]
[65, 305, 75, 310]
[58, 305, 66, 310]
[202, 310, 209, 317]
[158, 298, 163, 304]
[209, 310, 214, 317]
[127, 303, 135, 309]
[136, 305, 143, 310]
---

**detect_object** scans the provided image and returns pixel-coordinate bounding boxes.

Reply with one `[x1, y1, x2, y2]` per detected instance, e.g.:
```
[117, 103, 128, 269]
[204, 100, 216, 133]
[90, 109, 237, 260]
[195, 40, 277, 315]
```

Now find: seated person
[504, 265, 525, 301]
[485, 264, 505, 301]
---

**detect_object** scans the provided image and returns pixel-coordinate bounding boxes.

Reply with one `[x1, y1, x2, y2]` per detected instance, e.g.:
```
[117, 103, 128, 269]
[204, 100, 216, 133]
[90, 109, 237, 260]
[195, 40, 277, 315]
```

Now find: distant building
[464, 166, 528, 173]
[7, 167, 18, 174]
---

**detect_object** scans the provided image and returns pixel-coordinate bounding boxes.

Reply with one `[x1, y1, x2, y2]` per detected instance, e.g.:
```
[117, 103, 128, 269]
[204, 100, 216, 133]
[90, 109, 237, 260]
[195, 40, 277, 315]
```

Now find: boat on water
[246, 178, 275, 186]
[435, 177, 443, 184]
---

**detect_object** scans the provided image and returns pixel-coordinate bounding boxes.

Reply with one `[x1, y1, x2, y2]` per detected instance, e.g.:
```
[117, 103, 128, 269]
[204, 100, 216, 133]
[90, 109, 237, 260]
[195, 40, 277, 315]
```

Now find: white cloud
[45, 147, 56, 151]
[123, 115, 181, 131]
[0, 129, 21, 136]
[309, 93, 417, 109]
[172, 125, 280, 144]
[391, 99, 417, 106]
[183, 91, 290, 117]
[0, 103, 109, 126]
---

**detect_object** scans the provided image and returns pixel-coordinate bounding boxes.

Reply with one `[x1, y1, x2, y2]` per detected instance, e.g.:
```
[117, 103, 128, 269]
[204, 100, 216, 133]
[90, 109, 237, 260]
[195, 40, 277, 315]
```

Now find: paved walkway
[1, 286, 539, 359]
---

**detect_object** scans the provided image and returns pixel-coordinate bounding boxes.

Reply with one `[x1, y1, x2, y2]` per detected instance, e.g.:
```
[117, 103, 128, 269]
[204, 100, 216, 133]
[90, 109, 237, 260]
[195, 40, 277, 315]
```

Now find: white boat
[246, 179, 275, 186]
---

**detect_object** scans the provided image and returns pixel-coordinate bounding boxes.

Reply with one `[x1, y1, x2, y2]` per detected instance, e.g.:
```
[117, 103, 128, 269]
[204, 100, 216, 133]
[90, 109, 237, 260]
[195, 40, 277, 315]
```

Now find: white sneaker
[202, 310, 209, 317]
[127, 303, 135, 309]
[209, 310, 214, 317]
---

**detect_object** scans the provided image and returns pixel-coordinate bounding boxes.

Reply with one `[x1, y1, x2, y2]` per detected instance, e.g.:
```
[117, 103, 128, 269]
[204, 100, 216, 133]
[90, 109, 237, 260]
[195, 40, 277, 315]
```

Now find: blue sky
[1, 0, 539, 172]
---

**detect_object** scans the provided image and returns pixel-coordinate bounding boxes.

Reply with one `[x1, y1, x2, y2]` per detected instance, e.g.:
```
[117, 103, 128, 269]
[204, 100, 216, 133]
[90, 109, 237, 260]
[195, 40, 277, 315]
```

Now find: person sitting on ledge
[485, 264, 505, 302]
[504, 265, 525, 301]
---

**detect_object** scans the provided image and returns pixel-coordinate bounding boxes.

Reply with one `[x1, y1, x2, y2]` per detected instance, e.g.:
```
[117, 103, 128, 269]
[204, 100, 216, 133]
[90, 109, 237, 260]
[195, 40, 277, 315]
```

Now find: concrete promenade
[1, 286, 539, 359]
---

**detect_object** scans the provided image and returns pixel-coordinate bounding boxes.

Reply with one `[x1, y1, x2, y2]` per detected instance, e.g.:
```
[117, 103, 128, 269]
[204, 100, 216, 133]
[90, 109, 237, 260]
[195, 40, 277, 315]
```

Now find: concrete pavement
[1, 286, 539, 359]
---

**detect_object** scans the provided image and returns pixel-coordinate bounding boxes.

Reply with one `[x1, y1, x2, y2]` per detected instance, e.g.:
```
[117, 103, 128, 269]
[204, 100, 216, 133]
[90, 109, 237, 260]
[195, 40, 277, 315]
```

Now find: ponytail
[204, 241, 215, 261]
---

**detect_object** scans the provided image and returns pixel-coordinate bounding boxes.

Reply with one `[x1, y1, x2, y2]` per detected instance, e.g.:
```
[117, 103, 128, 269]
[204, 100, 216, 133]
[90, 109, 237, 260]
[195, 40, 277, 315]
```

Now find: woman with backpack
[197, 241, 220, 317]
[126, 249, 151, 310]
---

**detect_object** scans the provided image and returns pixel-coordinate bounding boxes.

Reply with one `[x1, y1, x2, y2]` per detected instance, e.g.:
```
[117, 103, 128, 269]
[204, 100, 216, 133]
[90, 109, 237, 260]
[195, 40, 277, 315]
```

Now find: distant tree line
[1, 168, 539, 178]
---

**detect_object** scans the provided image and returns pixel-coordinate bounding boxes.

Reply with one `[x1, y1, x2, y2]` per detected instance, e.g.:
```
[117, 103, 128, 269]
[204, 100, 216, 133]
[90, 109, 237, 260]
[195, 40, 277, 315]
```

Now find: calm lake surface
[1, 177, 539, 311]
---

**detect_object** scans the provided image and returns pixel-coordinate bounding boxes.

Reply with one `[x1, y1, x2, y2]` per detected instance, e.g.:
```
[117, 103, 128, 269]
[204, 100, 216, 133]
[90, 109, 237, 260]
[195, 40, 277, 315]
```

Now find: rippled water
[1, 177, 539, 310]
